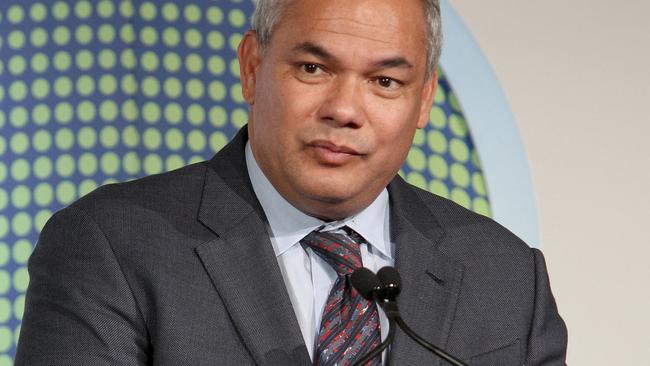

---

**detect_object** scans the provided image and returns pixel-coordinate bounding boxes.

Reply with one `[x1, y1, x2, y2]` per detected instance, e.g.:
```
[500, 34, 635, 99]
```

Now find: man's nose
[317, 76, 366, 128]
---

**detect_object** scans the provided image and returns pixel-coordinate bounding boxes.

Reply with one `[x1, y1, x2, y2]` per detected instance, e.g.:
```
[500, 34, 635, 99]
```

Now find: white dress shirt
[245, 142, 395, 361]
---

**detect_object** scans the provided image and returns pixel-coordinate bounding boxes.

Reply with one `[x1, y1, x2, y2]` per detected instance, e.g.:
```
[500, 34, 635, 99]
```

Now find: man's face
[239, 0, 437, 219]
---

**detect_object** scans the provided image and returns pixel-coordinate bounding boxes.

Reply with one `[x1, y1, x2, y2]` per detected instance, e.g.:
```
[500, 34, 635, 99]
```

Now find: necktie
[301, 227, 381, 366]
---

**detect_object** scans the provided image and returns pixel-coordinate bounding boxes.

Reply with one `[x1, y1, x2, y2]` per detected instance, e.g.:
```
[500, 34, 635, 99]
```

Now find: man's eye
[301, 64, 321, 74]
[377, 77, 399, 89]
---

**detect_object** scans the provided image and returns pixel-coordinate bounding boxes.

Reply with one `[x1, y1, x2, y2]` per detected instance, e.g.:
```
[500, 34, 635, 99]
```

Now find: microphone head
[350, 268, 382, 301]
[377, 266, 401, 301]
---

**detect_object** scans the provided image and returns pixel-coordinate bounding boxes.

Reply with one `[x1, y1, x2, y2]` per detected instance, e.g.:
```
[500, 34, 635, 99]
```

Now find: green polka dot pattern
[0, 1, 490, 362]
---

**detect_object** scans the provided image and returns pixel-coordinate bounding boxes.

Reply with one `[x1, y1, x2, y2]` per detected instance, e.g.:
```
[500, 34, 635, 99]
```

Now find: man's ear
[238, 31, 262, 105]
[417, 70, 439, 129]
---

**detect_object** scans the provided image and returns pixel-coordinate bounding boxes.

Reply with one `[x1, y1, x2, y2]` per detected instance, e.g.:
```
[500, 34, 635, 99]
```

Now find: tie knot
[300, 227, 363, 275]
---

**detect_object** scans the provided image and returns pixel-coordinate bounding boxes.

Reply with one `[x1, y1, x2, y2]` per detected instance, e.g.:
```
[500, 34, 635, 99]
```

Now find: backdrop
[0, 1, 491, 362]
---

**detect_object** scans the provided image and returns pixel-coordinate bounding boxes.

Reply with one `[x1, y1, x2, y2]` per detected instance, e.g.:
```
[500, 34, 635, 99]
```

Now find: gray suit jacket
[16, 128, 567, 365]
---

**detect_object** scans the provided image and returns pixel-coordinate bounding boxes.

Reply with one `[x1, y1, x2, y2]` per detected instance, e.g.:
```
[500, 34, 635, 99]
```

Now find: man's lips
[308, 140, 363, 165]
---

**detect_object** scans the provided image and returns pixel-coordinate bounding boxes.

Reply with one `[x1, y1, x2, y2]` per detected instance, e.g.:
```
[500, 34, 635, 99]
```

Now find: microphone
[351, 267, 468, 366]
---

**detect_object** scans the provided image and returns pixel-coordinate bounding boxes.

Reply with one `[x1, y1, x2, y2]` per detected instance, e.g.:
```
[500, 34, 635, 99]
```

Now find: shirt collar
[245, 142, 392, 259]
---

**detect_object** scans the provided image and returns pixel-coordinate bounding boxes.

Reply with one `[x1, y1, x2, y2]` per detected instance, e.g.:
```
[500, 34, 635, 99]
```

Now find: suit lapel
[194, 129, 310, 366]
[387, 178, 465, 365]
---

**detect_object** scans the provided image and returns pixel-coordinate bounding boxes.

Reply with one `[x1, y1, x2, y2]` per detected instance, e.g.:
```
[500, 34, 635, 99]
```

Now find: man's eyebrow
[373, 57, 413, 70]
[292, 41, 335, 61]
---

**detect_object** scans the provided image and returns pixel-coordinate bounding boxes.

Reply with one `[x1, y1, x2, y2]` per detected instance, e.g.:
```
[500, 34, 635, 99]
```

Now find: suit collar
[196, 128, 311, 365]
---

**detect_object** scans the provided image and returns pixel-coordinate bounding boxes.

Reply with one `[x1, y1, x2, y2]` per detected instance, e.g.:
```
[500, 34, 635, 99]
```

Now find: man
[16, 0, 567, 365]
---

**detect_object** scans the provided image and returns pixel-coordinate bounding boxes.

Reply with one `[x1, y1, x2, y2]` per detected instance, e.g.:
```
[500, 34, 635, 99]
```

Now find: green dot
[11, 159, 30, 181]
[8, 31, 26, 49]
[0, 219, 7, 240]
[77, 101, 96, 123]
[99, 49, 117, 69]
[31, 78, 50, 99]
[33, 157, 52, 179]
[77, 126, 97, 149]
[209, 81, 226, 101]
[187, 104, 205, 125]
[185, 29, 202, 48]
[450, 163, 470, 188]
[187, 130, 206, 152]
[11, 185, 31, 209]
[140, 26, 158, 46]
[14, 295, 26, 322]
[0, 298, 11, 324]
[208, 56, 226, 75]
[100, 152, 120, 175]
[53, 26, 71, 46]
[143, 154, 163, 174]
[30, 28, 48, 47]
[228, 9, 246, 27]
[473, 197, 491, 217]
[451, 188, 471, 209]
[162, 27, 180, 47]
[120, 24, 135, 44]
[139, 2, 157, 20]
[162, 3, 179, 22]
[99, 74, 117, 95]
[207, 6, 223, 25]
[12, 212, 32, 237]
[164, 103, 183, 124]
[429, 106, 446, 128]
[406, 172, 427, 190]
[185, 53, 203, 74]
[56, 181, 76, 204]
[165, 155, 185, 171]
[55, 128, 75, 150]
[119, 0, 134, 18]
[7, 5, 25, 23]
[97, 0, 115, 18]
[229, 59, 241, 78]
[184, 4, 201, 23]
[209, 106, 227, 127]
[99, 127, 119, 149]
[0, 271, 9, 294]
[450, 138, 469, 163]
[163, 52, 181, 72]
[449, 114, 468, 138]
[12, 239, 32, 266]
[56, 154, 76, 178]
[412, 129, 425, 146]
[10, 133, 30, 155]
[34, 209, 51, 233]
[76, 50, 94, 70]
[98, 24, 116, 44]
[34, 183, 54, 206]
[52, 2, 69, 20]
[31, 53, 49, 73]
[189, 155, 204, 165]
[55, 102, 73, 124]
[121, 74, 138, 95]
[449, 91, 462, 113]
[142, 103, 161, 124]
[231, 108, 248, 128]
[0, 138, 4, 156]
[13, 266, 30, 292]
[472, 172, 488, 196]
[230, 83, 245, 104]
[9, 81, 28, 102]
[54, 51, 72, 71]
[141, 51, 159, 71]
[229, 33, 243, 51]
[75, 24, 93, 45]
[0, 243, 8, 266]
[165, 129, 184, 151]
[0, 191, 6, 211]
[428, 155, 448, 179]
[209, 131, 228, 152]
[143, 128, 162, 150]
[429, 180, 449, 198]
[79, 179, 98, 197]
[9, 55, 26, 75]
[0, 326, 12, 352]
[122, 152, 141, 175]
[406, 147, 426, 172]
[142, 77, 160, 97]
[163, 77, 182, 98]
[53, 76, 72, 97]
[10, 107, 28, 127]
[99, 100, 119, 122]
[78, 152, 98, 176]
[434, 85, 446, 104]
[74, 1, 92, 19]
[76, 75, 95, 96]
[186, 79, 204, 100]
[29, 4, 47, 22]
[121, 100, 139, 121]
[207, 31, 224, 50]
[33, 130, 52, 152]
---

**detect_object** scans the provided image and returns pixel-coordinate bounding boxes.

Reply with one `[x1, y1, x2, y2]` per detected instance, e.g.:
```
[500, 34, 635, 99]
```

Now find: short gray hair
[251, 0, 443, 79]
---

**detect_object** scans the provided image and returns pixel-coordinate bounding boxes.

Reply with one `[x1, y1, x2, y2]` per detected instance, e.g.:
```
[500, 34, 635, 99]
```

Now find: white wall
[449, 0, 650, 364]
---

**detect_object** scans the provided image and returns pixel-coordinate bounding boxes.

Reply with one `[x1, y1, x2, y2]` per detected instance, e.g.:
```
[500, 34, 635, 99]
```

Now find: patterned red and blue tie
[301, 227, 381, 366]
